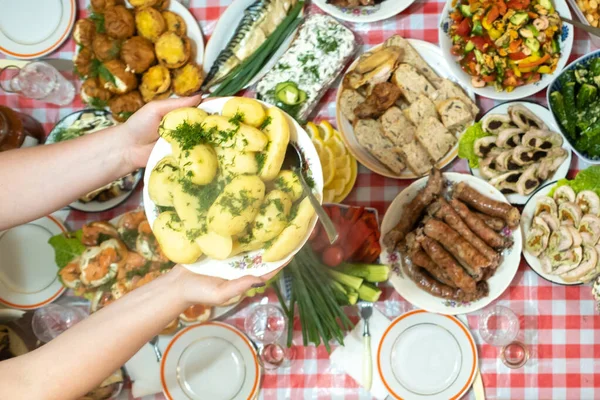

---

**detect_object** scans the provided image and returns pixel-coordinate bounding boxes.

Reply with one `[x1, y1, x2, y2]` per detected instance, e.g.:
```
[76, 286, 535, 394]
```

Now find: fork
[359, 302, 373, 390]
[560, 16, 600, 38]
[149, 336, 162, 362]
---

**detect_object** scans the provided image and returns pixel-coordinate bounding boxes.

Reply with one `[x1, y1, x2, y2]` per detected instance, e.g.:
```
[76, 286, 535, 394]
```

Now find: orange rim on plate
[160, 321, 260, 400]
[0, 0, 76, 58]
[0, 215, 67, 309]
[335, 41, 460, 180]
[377, 309, 477, 400]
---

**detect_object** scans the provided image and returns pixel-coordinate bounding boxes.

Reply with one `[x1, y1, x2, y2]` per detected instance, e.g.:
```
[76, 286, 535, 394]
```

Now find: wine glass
[478, 305, 529, 369]
[31, 304, 87, 343]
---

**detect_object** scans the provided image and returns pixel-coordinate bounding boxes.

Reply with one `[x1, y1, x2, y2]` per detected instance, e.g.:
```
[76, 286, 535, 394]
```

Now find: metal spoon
[149, 335, 162, 362]
[560, 16, 600, 38]
[283, 143, 338, 244]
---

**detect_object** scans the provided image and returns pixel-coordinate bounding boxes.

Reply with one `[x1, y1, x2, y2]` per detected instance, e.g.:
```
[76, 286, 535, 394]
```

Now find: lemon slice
[312, 137, 325, 156]
[335, 161, 351, 184]
[306, 122, 321, 140]
[333, 157, 358, 203]
[335, 153, 351, 171]
[328, 178, 346, 196]
[318, 120, 335, 142]
[319, 146, 336, 187]
[326, 135, 347, 158]
[323, 189, 336, 203]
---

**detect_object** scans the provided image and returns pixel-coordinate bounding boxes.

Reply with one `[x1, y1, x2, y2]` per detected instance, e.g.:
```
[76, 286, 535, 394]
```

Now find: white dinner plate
[313, 0, 415, 23]
[520, 181, 583, 286]
[380, 172, 522, 315]
[336, 39, 476, 180]
[0, 0, 75, 59]
[468, 101, 572, 205]
[169, 0, 204, 67]
[160, 321, 261, 400]
[0, 216, 67, 309]
[378, 309, 478, 400]
[202, 0, 301, 92]
[438, 0, 574, 101]
[143, 97, 323, 280]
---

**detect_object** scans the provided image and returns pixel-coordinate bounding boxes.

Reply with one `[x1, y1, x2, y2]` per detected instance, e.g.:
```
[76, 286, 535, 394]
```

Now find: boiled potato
[262, 197, 315, 262]
[251, 190, 292, 242]
[207, 175, 265, 236]
[222, 98, 266, 128]
[148, 156, 179, 207]
[259, 107, 290, 181]
[202, 115, 267, 152]
[159, 107, 208, 143]
[215, 147, 258, 176]
[274, 170, 302, 202]
[135, 7, 166, 42]
[229, 237, 264, 257]
[155, 32, 191, 69]
[195, 231, 233, 260]
[153, 211, 202, 264]
[129, 0, 160, 7]
[172, 182, 203, 230]
[179, 144, 218, 185]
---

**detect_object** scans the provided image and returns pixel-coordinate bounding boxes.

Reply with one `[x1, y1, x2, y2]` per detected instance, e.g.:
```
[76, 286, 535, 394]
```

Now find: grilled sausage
[474, 211, 506, 232]
[453, 181, 520, 228]
[449, 199, 512, 250]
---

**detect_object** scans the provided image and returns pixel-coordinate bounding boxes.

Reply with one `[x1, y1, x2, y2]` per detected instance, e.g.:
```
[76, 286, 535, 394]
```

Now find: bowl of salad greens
[439, 0, 573, 100]
[547, 50, 600, 163]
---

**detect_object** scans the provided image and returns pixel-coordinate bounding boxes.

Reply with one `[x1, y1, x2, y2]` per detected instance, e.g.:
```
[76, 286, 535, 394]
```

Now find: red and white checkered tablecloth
[2, 0, 600, 398]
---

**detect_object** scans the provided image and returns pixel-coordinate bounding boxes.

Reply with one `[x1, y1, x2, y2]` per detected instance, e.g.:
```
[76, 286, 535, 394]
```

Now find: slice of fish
[203, 0, 296, 88]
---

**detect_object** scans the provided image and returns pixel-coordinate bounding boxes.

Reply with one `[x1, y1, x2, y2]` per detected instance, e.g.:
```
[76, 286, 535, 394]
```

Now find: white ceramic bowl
[438, 0, 574, 101]
[143, 97, 323, 280]
[380, 173, 522, 315]
[546, 49, 600, 164]
[312, 0, 416, 23]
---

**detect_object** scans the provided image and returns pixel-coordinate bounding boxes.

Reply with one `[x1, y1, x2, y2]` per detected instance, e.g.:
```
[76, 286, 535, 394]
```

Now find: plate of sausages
[380, 169, 522, 315]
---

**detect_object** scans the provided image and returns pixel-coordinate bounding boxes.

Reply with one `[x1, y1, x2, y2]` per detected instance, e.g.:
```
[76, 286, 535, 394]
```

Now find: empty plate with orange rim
[161, 321, 261, 400]
[0, 0, 76, 59]
[0, 216, 67, 309]
[377, 310, 478, 400]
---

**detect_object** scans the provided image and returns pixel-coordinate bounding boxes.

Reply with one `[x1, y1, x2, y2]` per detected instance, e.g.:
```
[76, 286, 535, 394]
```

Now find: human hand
[171, 264, 281, 307]
[120, 95, 202, 170]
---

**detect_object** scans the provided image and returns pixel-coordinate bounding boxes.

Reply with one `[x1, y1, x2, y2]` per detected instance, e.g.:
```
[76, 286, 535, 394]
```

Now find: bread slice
[339, 89, 365, 122]
[437, 98, 473, 133]
[381, 106, 416, 146]
[391, 64, 437, 104]
[384, 35, 443, 89]
[404, 94, 438, 125]
[429, 79, 479, 117]
[354, 119, 406, 174]
[415, 117, 457, 162]
[394, 140, 433, 176]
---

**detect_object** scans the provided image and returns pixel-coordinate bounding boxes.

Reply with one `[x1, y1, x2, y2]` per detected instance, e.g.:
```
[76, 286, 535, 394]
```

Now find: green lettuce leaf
[48, 231, 86, 269]
[458, 122, 490, 168]
[548, 166, 600, 198]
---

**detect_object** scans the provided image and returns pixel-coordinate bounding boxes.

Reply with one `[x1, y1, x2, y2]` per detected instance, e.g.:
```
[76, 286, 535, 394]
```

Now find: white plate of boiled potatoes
[143, 97, 323, 280]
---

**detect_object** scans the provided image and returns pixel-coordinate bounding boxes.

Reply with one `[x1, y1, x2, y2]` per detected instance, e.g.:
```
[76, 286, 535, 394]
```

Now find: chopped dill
[259, 116, 272, 130]
[228, 112, 245, 126]
[179, 178, 224, 213]
[118, 111, 133, 121]
[316, 32, 338, 53]
[186, 228, 205, 242]
[218, 189, 255, 216]
[271, 198, 284, 213]
[126, 262, 151, 280]
[255, 152, 266, 172]
[88, 97, 108, 109]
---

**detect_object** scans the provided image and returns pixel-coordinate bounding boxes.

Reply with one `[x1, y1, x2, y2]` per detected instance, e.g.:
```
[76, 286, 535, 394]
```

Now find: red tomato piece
[323, 246, 344, 267]
[482, 73, 496, 82]
[451, 44, 462, 56]
[508, 51, 528, 60]
[309, 223, 320, 241]
[456, 18, 471, 36]
[470, 36, 490, 52]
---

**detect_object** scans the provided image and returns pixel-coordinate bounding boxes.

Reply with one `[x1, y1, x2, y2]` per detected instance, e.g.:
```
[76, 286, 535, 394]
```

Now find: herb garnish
[316, 32, 338, 53]
[259, 116, 272, 130]
[255, 152, 266, 172]
[88, 97, 108, 109]
[180, 178, 224, 213]
[218, 189, 256, 215]
[228, 112, 245, 126]
[126, 261, 151, 280]
[90, 12, 105, 33]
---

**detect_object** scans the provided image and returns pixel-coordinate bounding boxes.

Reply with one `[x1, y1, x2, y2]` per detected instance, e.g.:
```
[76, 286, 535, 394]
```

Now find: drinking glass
[1, 61, 75, 105]
[31, 304, 88, 343]
[478, 305, 529, 368]
[244, 304, 294, 370]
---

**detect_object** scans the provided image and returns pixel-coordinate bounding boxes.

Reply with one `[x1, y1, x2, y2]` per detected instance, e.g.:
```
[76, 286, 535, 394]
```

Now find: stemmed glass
[478, 305, 529, 369]
[244, 304, 294, 370]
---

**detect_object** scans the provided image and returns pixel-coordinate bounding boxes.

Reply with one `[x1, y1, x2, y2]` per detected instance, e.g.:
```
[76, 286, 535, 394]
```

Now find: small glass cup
[244, 304, 286, 344]
[31, 304, 88, 343]
[244, 304, 294, 370]
[479, 305, 529, 368]
[0, 61, 75, 105]
[478, 305, 519, 346]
